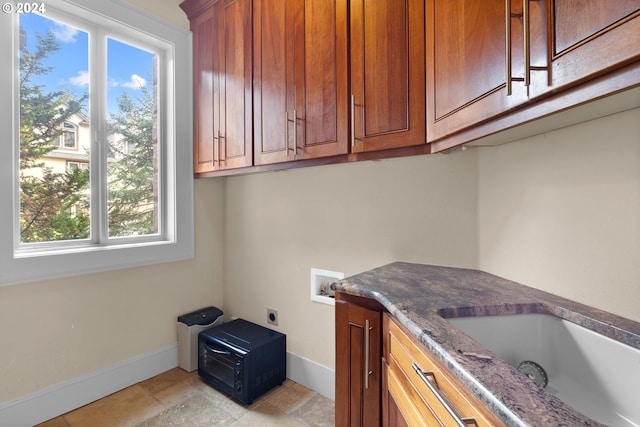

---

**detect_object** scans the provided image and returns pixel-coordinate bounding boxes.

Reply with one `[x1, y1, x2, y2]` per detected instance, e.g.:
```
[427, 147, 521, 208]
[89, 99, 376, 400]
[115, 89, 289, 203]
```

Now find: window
[1, 0, 194, 285]
[60, 122, 78, 149]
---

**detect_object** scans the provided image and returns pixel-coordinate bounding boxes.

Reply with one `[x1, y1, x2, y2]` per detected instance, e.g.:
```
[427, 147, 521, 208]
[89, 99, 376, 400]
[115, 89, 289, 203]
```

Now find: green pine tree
[19, 29, 90, 243]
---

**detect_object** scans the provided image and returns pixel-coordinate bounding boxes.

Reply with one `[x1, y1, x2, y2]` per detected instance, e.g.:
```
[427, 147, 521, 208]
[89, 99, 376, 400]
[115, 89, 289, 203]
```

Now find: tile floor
[36, 368, 335, 427]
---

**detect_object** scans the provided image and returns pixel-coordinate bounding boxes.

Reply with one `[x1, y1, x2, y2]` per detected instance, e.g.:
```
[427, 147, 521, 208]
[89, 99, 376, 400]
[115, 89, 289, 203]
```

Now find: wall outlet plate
[310, 268, 344, 306]
[267, 308, 278, 326]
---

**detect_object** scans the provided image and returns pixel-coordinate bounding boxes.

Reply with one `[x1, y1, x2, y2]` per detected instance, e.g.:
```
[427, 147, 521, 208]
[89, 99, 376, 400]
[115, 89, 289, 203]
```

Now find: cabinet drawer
[387, 358, 440, 426]
[385, 314, 505, 427]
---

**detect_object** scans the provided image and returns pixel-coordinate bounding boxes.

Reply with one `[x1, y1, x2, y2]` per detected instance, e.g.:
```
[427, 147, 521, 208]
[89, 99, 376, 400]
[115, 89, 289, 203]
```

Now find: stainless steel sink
[446, 313, 640, 427]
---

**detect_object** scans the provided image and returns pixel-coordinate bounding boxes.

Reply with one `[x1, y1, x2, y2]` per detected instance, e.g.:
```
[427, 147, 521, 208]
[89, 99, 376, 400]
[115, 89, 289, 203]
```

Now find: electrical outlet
[267, 308, 278, 326]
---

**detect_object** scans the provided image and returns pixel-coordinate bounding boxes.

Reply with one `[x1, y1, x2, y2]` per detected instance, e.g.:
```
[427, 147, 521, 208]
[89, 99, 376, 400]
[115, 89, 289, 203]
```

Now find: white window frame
[0, 0, 194, 286]
[60, 122, 78, 149]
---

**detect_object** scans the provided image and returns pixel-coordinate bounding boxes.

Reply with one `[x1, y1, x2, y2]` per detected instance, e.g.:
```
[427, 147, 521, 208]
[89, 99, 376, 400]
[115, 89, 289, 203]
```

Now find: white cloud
[120, 74, 147, 90]
[69, 70, 89, 87]
[52, 22, 79, 43]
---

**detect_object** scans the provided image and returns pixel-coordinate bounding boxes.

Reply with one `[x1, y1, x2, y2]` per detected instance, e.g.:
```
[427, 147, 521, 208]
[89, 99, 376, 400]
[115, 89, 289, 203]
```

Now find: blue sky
[20, 13, 154, 116]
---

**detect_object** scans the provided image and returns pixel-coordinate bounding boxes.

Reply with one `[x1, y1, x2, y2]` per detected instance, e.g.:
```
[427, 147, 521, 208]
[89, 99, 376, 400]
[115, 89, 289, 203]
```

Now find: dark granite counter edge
[331, 262, 640, 427]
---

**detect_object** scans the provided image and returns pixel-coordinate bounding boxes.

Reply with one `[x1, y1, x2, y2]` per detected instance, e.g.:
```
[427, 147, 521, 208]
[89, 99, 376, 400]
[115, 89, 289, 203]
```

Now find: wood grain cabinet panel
[427, 0, 640, 146]
[185, 4, 217, 173]
[530, 0, 640, 98]
[181, 0, 252, 171]
[426, 0, 530, 143]
[350, 0, 426, 152]
[383, 313, 506, 427]
[335, 293, 382, 427]
[253, 0, 348, 165]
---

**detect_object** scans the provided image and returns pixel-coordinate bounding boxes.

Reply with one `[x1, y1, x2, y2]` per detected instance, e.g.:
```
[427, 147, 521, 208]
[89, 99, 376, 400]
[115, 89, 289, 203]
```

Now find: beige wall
[223, 153, 479, 368]
[0, 179, 224, 403]
[478, 108, 640, 322]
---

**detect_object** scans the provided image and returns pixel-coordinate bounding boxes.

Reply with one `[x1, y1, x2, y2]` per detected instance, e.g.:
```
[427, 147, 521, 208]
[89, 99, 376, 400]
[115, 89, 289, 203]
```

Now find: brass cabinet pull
[412, 363, 478, 427]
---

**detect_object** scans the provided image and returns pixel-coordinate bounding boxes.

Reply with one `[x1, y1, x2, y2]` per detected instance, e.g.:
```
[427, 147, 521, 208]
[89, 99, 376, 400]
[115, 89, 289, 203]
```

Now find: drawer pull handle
[412, 363, 478, 427]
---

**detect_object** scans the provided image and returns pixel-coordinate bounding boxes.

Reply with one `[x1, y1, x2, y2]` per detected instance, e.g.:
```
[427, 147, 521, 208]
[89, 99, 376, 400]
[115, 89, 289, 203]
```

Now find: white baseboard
[0, 346, 334, 427]
[0, 344, 179, 427]
[286, 352, 335, 401]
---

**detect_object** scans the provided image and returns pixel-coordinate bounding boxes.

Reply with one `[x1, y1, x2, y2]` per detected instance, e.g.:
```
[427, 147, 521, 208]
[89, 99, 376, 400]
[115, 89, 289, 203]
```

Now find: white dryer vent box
[310, 268, 344, 306]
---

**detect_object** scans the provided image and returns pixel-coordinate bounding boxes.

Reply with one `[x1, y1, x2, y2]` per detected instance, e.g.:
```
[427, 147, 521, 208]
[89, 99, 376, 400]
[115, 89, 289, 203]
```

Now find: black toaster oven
[198, 319, 286, 404]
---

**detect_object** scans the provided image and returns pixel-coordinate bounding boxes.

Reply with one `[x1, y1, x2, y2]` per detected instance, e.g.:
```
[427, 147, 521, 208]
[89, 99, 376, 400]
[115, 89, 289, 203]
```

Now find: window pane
[106, 38, 159, 238]
[18, 14, 90, 243]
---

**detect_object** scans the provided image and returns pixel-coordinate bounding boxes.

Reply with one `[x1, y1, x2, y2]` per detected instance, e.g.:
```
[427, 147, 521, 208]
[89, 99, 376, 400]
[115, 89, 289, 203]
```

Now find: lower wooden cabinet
[335, 292, 383, 427]
[383, 313, 506, 427]
[335, 294, 506, 427]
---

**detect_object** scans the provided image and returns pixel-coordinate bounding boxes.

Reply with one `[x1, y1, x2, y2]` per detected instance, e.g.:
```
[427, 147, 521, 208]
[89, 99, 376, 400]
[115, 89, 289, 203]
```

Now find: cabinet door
[350, 0, 426, 152]
[253, 0, 294, 165]
[190, 5, 218, 174]
[297, 0, 348, 159]
[426, 0, 530, 142]
[253, 0, 348, 165]
[529, 0, 640, 98]
[335, 298, 381, 427]
[219, 0, 253, 169]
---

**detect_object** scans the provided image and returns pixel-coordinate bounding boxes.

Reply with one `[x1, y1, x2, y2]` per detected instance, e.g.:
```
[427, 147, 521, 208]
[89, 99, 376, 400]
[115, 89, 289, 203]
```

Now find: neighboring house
[26, 110, 129, 176]
[22, 111, 90, 179]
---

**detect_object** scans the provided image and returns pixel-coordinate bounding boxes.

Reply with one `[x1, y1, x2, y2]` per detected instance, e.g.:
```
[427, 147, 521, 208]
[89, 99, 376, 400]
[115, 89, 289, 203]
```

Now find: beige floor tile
[230, 402, 306, 427]
[39, 369, 334, 427]
[63, 385, 164, 427]
[260, 382, 314, 413]
[136, 393, 236, 427]
[151, 378, 200, 408]
[138, 367, 194, 396]
[187, 377, 249, 419]
[290, 394, 335, 427]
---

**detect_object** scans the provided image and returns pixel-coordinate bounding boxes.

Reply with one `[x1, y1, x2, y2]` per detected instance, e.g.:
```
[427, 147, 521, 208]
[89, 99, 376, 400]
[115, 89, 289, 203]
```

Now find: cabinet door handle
[285, 111, 290, 156]
[523, 0, 531, 87]
[412, 363, 477, 427]
[505, 0, 513, 95]
[285, 110, 298, 159]
[212, 134, 218, 164]
[364, 319, 372, 389]
[350, 95, 356, 150]
[293, 109, 298, 160]
[507, 0, 542, 95]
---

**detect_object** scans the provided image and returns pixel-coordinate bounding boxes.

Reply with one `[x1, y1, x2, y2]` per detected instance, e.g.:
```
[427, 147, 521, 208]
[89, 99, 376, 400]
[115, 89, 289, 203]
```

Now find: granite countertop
[331, 262, 640, 427]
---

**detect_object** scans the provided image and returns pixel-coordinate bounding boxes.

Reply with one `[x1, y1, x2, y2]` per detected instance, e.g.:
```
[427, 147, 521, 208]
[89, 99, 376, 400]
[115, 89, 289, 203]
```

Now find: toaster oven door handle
[203, 343, 231, 355]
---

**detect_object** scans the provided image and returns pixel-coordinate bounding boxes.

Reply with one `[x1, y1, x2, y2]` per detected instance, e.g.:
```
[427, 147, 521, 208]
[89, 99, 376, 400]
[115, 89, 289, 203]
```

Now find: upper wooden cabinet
[253, 0, 349, 165]
[530, 0, 640, 98]
[181, 0, 253, 171]
[184, 3, 217, 174]
[426, 0, 640, 143]
[350, 0, 426, 153]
